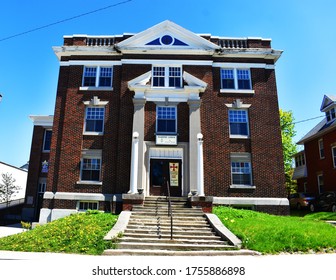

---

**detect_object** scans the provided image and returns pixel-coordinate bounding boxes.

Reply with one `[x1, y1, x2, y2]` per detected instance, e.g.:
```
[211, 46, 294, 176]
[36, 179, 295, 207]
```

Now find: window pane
[85, 108, 104, 132]
[81, 158, 101, 181]
[237, 69, 251, 89]
[229, 110, 248, 136]
[168, 67, 181, 87]
[99, 67, 112, 87]
[83, 67, 97, 87]
[43, 130, 52, 151]
[157, 107, 176, 133]
[221, 69, 235, 89]
[231, 161, 251, 185]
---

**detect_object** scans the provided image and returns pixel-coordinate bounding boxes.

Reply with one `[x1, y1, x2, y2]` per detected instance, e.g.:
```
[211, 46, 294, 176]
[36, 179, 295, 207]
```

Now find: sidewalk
[0, 223, 26, 238]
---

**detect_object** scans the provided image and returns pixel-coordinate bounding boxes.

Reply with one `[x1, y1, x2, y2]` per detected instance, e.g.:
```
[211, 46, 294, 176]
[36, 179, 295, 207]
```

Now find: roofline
[0, 161, 28, 173]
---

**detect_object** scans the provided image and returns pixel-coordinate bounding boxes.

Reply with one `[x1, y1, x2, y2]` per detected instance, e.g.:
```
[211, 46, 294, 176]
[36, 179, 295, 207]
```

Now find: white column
[197, 133, 204, 196]
[129, 132, 139, 194]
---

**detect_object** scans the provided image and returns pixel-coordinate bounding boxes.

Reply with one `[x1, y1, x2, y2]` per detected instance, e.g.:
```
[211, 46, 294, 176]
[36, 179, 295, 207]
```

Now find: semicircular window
[146, 35, 188, 46]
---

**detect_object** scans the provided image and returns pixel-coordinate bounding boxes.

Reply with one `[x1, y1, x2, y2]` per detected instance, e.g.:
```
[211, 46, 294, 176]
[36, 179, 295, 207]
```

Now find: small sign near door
[156, 135, 177, 145]
[169, 162, 179, 187]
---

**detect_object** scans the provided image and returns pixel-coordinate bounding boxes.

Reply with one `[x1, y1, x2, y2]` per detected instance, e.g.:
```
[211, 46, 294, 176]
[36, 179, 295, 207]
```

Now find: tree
[279, 109, 297, 194]
[0, 173, 21, 206]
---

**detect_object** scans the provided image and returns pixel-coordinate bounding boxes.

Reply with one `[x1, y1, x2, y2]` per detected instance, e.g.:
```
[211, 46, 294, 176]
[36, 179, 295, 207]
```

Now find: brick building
[22, 21, 288, 223]
[293, 94, 336, 194]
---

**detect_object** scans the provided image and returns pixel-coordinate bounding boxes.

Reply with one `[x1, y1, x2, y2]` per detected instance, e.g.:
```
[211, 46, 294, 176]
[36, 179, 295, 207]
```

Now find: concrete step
[122, 232, 223, 240]
[124, 228, 215, 236]
[103, 249, 258, 256]
[120, 237, 229, 245]
[117, 242, 235, 251]
[130, 211, 204, 217]
[126, 225, 212, 231]
[129, 215, 207, 222]
[145, 196, 188, 202]
[128, 221, 209, 227]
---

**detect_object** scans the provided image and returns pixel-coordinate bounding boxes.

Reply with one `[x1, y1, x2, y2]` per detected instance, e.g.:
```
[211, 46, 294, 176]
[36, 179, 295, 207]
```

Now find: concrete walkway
[0, 224, 26, 238]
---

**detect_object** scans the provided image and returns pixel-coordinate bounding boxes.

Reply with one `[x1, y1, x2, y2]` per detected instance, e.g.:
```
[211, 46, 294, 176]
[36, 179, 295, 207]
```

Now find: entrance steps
[103, 196, 247, 256]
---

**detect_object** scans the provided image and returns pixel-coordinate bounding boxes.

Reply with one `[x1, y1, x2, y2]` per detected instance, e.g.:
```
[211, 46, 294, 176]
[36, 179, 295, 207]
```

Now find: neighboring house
[0, 161, 28, 224]
[22, 20, 288, 223]
[294, 94, 336, 194]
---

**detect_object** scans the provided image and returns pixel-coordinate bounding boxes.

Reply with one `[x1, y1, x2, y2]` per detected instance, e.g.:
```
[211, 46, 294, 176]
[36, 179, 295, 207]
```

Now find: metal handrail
[166, 179, 173, 240]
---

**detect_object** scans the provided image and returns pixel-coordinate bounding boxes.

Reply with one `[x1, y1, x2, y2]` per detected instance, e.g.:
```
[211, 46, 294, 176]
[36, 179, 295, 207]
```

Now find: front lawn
[214, 206, 336, 254]
[0, 211, 118, 255]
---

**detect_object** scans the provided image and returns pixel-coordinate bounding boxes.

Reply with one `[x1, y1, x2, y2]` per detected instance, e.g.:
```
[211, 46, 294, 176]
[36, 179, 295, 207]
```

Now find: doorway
[150, 159, 182, 197]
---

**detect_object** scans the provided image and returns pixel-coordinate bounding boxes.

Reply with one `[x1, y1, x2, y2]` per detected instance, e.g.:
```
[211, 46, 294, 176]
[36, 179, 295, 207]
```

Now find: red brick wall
[25, 126, 50, 206]
[304, 129, 336, 194]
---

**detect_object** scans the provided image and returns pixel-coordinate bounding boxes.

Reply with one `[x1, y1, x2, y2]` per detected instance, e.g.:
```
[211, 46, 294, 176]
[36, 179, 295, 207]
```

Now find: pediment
[116, 20, 219, 54]
[320, 94, 336, 112]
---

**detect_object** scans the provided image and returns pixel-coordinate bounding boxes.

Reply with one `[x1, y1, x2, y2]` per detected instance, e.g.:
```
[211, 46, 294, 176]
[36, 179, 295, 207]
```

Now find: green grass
[214, 206, 336, 254]
[0, 211, 118, 255]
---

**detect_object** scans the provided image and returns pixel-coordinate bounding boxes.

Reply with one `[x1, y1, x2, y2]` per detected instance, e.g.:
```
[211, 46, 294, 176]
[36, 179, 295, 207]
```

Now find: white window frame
[80, 66, 113, 90]
[317, 174, 324, 194]
[326, 107, 336, 123]
[84, 106, 105, 135]
[152, 66, 182, 88]
[78, 150, 103, 185]
[42, 129, 52, 152]
[228, 109, 250, 138]
[156, 106, 177, 135]
[77, 201, 99, 212]
[230, 153, 255, 189]
[220, 68, 254, 94]
[38, 177, 47, 194]
[318, 139, 325, 159]
[332, 146, 336, 168]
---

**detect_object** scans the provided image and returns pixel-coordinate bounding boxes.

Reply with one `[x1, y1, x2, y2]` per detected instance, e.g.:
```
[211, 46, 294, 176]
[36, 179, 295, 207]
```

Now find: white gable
[116, 20, 219, 54]
[320, 94, 336, 112]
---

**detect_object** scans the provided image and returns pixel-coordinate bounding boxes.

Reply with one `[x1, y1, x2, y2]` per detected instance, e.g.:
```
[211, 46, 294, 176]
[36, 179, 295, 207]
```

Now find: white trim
[76, 181, 103, 186]
[332, 146, 336, 168]
[59, 60, 275, 69]
[29, 115, 53, 127]
[220, 89, 255, 94]
[60, 60, 122, 67]
[80, 87, 113, 91]
[122, 59, 213, 66]
[213, 197, 289, 206]
[213, 62, 274, 69]
[230, 185, 256, 189]
[52, 192, 113, 201]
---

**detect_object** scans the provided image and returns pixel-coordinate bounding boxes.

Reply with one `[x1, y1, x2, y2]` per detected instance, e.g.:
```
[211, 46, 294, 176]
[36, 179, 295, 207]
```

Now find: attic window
[326, 108, 336, 122]
[146, 35, 188, 46]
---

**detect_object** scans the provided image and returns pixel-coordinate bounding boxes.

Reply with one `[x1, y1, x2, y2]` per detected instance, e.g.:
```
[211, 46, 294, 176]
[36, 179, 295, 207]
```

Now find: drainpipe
[129, 132, 139, 194]
[197, 133, 204, 196]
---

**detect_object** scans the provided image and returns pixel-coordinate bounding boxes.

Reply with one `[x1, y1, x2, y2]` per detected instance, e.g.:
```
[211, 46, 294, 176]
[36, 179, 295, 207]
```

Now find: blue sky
[1, 0, 336, 167]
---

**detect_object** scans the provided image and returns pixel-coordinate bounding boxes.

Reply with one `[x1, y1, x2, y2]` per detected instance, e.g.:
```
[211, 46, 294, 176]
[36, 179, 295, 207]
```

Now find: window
[326, 108, 336, 122]
[317, 174, 324, 193]
[221, 68, 252, 91]
[229, 110, 249, 137]
[318, 139, 325, 159]
[156, 106, 177, 134]
[332, 146, 336, 167]
[78, 201, 99, 211]
[152, 66, 182, 88]
[81, 157, 101, 182]
[82, 66, 113, 88]
[230, 153, 253, 187]
[38, 178, 47, 193]
[84, 107, 105, 134]
[43, 130, 52, 152]
[295, 153, 305, 167]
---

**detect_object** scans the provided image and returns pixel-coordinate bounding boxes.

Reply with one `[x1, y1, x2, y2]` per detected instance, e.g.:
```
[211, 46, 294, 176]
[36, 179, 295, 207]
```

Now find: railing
[166, 179, 173, 240]
[220, 39, 247, 49]
[86, 37, 115, 46]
